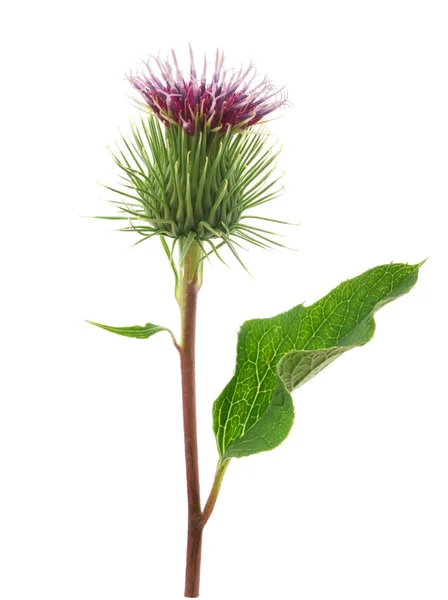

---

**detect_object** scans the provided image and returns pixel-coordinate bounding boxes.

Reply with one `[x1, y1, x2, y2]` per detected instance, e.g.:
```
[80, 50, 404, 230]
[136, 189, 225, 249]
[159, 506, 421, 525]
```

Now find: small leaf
[86, 320, 175, 342]
[213, 262, 422, 460]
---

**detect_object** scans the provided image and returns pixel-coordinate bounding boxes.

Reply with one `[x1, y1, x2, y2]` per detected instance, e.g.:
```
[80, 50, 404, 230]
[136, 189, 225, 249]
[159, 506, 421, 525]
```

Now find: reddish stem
[179, 244, 203, 598]
[177, 242, 230, 596]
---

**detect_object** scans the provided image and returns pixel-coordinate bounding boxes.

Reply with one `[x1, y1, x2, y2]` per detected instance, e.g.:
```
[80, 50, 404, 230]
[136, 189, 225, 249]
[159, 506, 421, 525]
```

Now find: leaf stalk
[202, 459, 230, 527]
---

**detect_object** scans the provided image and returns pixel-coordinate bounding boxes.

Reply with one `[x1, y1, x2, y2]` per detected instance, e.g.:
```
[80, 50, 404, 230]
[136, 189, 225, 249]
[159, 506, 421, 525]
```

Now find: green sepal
[213, 262, 422, 460]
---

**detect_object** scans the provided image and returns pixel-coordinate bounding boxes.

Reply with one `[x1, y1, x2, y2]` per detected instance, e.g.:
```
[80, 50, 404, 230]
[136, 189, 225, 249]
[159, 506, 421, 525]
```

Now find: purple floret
[128, 46, 287, 135]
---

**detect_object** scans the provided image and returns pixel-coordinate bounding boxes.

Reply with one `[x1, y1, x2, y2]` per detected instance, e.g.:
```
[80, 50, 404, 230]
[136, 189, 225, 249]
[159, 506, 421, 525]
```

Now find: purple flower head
[128, 46, 288, 135]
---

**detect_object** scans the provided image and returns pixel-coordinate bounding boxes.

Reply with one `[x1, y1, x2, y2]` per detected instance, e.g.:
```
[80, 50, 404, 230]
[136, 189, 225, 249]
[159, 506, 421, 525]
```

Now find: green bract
[102, 116, 285, 266]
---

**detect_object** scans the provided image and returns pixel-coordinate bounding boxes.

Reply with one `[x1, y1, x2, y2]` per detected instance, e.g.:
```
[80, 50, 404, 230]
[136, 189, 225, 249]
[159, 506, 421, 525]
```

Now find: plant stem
[179, 241, 203, 598]
[177, 241, 230, 597]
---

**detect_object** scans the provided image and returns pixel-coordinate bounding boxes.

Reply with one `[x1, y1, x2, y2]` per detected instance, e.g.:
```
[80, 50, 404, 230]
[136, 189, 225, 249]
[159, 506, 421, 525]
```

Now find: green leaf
[86, 320, 175, 342]
[213, 262, 422, 460]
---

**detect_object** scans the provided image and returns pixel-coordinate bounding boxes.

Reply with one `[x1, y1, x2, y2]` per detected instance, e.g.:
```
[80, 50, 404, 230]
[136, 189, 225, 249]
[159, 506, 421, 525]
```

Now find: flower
[128, 46, 288, 135]
[97, 48, 290, 270]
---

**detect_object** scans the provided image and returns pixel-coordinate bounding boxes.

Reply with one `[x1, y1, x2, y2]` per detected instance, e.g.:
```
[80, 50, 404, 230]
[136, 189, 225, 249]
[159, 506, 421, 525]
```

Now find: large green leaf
[213, 262, 421, 460]
[86, 320, 175, 341]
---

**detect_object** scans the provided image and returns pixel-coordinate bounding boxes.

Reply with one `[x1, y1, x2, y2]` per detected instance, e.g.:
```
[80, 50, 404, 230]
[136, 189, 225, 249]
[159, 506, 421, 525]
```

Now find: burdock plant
[88, 47, 423, 597]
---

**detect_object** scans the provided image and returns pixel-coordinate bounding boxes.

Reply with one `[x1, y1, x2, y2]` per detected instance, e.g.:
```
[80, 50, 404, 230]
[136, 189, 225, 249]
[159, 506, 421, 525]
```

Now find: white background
[1, 1, 447, 598]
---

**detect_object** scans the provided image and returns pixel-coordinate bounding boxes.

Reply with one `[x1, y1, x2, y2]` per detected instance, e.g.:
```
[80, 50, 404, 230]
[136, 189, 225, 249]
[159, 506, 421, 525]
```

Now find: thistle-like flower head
[99, 48, 290, 269]
[128, 46, 287, 135]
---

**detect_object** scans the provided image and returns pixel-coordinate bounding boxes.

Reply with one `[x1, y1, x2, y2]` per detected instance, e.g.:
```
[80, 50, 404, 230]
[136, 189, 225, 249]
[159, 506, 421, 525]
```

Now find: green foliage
[86, 320, 174, 342]
[213, 262, 421, 460]
[98, 115, 286, 267]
